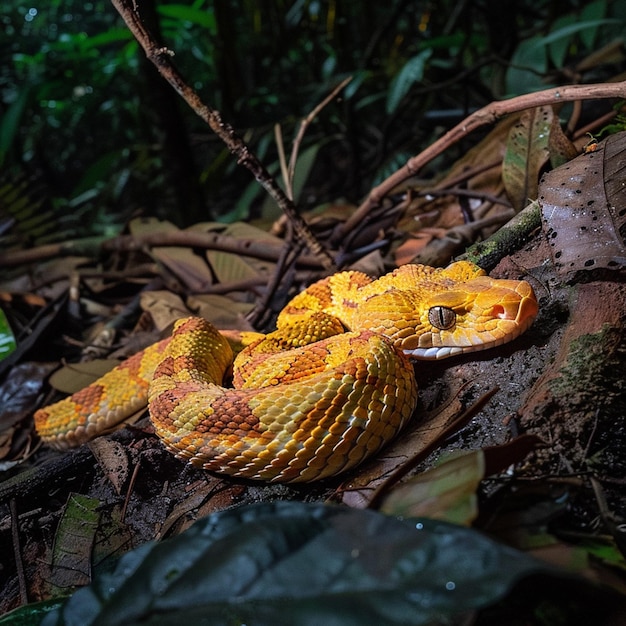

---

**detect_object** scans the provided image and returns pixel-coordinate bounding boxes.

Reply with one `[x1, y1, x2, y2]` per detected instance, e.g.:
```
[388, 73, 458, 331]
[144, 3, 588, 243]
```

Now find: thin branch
[246, 236, 303, 328]
[415, 186, 512, 209]
[274, 123, 291, 198]
[287, 76, 353, 188]
[110, 0, 334, 269]
[334, 80, 626, 241]
[271, 77, 353, 234]
[10, 500, 28, 604]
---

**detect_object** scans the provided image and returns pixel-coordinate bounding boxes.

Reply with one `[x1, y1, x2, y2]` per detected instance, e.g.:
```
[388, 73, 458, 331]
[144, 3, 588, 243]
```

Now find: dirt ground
[0, 228, 624, 613]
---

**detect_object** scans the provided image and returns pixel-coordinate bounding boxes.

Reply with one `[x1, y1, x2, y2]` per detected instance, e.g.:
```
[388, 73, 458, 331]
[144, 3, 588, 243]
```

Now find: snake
[34, 261, 538, 483]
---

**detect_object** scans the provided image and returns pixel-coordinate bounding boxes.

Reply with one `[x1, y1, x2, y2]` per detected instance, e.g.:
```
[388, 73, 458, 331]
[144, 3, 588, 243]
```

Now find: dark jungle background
[1, 0, 623, 241]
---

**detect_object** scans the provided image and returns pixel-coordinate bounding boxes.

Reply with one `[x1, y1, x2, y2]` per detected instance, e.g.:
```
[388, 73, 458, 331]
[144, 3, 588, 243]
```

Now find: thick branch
[110, 0, 334, 269]
[0, 232, 326, 269]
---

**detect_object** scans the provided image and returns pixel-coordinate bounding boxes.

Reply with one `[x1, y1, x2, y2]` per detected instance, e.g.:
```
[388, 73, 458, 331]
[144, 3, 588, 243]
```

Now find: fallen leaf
[49, 494, 100, 593]
[540, 131, 626, 278]
[130, 218, 215, 291]
[380, 450, 485, 525]
[502, 106, 552, 212]
[88, 439, 130, 495]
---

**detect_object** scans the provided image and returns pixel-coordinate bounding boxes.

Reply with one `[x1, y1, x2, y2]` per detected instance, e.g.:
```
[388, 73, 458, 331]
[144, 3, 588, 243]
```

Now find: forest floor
[1, 130, 625, 623]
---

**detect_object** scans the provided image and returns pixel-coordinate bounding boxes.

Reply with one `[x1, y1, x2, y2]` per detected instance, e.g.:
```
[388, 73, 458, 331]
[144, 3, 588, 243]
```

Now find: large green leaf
[35, 501, 557, 626]
[77, 27, 135, 51]
[505, 35, 549, 95]
[157, 4, 216, 30]
[386, 49, 432, 115]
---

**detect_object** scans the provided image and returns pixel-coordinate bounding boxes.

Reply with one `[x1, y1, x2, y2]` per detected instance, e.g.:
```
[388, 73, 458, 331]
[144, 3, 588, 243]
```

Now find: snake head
[356, 274, 538, 360]
[408, 276, 538, 359]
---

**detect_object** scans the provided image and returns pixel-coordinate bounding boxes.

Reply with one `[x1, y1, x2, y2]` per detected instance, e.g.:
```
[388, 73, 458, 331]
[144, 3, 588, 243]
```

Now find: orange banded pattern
[34, 261, 538, 482]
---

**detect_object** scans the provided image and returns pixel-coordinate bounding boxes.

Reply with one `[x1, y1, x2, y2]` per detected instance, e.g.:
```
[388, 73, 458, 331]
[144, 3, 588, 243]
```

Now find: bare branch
[274, 123, 291, 199]
[110, 0, 334, 269]
[287, 77, 353, 187]
[334, 80, 626, 241]
[0, 231, 326, 269]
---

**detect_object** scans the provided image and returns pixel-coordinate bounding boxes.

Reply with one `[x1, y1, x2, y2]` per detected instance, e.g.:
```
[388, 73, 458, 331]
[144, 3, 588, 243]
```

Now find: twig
[110, 0, 334, 270]
[415, 187, 512, 209]
[367, 386, 499, 510]
[247, 235, 303, 328]
[459, 200, 542, 271]
[334, 80, 626, 242]
[271, 77, 353, 231]
[274, 123, 290, 198]
[573, 108, 619, 140]
[10, 499, 28, 604]
[287, 77, 353, 191]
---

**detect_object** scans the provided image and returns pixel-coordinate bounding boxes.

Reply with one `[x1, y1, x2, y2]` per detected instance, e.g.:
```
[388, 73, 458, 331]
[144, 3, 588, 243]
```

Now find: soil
[0, 230, 625, 613]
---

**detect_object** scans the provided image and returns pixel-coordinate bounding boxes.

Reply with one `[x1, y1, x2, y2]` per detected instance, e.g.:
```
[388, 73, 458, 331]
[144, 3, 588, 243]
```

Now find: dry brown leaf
[139, 290, 191, 331]
[0, 256, 91, 300]
[195, 222, 279, 285]
[48, 359, 120, 394]
[187, 294, 255, 330]
[156, 476, 241, 538]
[139, 288, 255, 332]
[380, 450, 485, 525]
[394, 233, 435, 266]
[548, 113, 579, 167]
[130, 217, 215, 291]
[395, 116, 518, 266]
[540, 131, 626, 279]
[88, 439, 130, 495]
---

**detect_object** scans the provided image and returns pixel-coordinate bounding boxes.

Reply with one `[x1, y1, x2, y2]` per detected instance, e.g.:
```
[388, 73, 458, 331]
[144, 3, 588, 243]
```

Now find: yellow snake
[34, 261, 538, 482]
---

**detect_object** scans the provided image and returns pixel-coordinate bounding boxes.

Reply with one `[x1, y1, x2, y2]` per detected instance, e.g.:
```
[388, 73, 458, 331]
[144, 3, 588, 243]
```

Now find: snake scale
[34, 261, 538, 482]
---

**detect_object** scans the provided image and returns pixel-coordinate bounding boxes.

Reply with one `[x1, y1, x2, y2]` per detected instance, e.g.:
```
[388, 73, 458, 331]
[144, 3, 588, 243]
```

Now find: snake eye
[428, 306, 456, 330]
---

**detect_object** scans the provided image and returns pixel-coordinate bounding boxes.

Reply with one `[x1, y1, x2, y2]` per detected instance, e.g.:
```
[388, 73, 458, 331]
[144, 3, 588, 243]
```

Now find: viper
[34, 261, 538, 482]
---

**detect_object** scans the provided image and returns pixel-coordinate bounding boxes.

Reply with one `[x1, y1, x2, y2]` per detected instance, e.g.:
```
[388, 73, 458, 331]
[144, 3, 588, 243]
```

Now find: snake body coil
[34, 261, 538, 482]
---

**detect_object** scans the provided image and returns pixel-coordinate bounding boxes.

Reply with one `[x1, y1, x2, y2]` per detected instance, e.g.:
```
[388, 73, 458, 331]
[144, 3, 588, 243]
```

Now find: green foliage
[386, 49, 433, 114]
[24, 501, 560, 625]
[598, 102, 626, 136]
[1, 0, 625, 238]
[505, 0, 623, 94]
[0, 309, 16, 361]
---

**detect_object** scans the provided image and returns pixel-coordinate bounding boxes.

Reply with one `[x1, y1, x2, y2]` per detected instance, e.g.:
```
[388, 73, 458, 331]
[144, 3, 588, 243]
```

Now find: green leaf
[41, 501, 555, 626]
[78, 27, 135, 51]
[0, 598, 66, 626]
[342, 69, 371, 100]
[580, 0, 609, 48]
[380, 450, 485, 525]
[502, 106, 552, 211]
[506, 35, 548, 95]
[537, 18, 617, 49]
[0, 308, 16, 361]
[157, 4, 216, 30]
[416, 33, 485, 53]
[0, 88, 30, 166]
[48, 494, 101, 594]
[70, 149, 127, 197]
[546, 14, 577, 68]
[386, 49, 432, 114]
